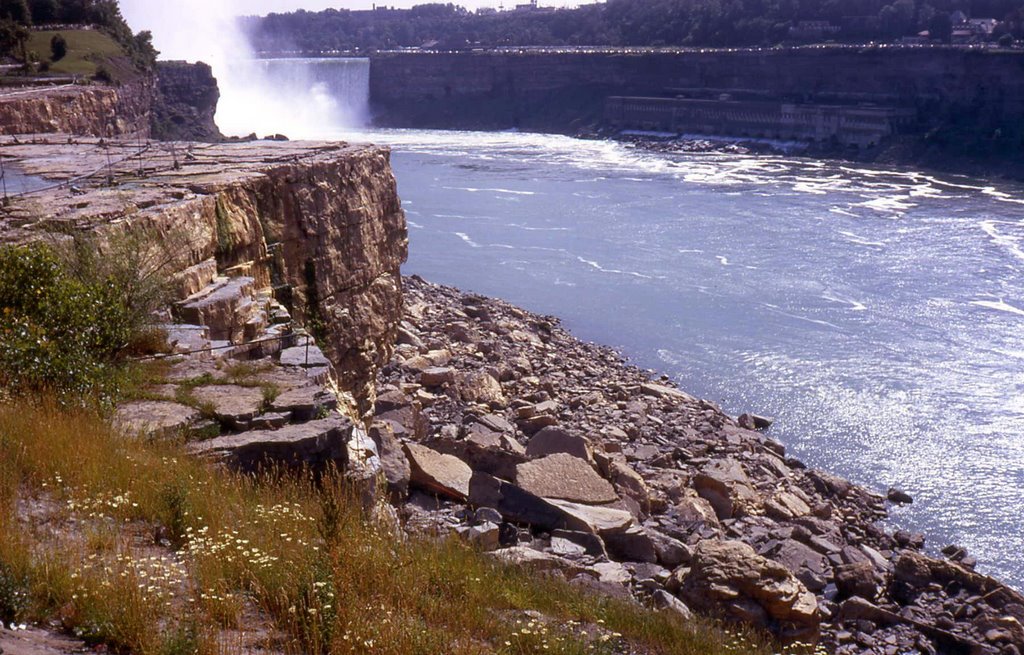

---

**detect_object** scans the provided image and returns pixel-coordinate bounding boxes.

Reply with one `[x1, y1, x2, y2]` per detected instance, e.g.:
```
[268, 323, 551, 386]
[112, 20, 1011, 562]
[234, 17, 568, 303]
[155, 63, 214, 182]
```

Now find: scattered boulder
[515, 453, 619, 505]
[404, 442, 473, 501]
[526, 426, 594, 462]
[604, 526, 658, 563]
[551, 529, 607, 558]
[834, 561, 882, 600]
[676, 540, 820, 642]
[738, 413, 774, 430]
[419, 366, 456, 387]
[457, 370, 506, 406]
[887, 487, 913, 504]
[545, 498, 635, 535]
[693, 459, 762, 519]
[652, 589, 694, 620]
[368, 421, 411, 499]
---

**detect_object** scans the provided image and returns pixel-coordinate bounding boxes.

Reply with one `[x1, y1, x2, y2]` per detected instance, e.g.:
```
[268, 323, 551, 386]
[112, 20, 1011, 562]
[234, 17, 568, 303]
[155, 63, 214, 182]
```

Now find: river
[253, 59, 1024, 590]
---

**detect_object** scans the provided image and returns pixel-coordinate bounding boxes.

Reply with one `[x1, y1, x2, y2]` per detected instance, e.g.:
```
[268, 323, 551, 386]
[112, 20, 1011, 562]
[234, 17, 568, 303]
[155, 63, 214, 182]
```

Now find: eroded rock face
[0, 82, 152, 137]
[676, 540, 820, 642]
[1, 139, 408, 410]
[152, 61, 223, 142]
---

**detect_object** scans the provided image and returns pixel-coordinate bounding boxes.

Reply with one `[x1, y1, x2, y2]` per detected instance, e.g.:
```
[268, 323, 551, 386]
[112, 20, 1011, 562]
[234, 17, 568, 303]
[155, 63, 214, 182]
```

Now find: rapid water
[258, 59, 1024, 590]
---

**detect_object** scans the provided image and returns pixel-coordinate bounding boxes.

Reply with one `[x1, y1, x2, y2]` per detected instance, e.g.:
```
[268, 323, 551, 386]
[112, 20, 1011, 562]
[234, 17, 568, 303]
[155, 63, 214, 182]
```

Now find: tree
[50, 32, 67, 60]
[928, 11, 953, 41]
[0, 0, 30, 25]
[0, 17, 28, 60]
[28, 0, 57, 24]
[998, 31, 1014, 45]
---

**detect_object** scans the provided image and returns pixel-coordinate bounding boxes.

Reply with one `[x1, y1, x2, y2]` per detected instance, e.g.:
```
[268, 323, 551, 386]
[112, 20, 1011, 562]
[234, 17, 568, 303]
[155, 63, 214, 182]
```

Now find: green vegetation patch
[26, 28, 123, 76]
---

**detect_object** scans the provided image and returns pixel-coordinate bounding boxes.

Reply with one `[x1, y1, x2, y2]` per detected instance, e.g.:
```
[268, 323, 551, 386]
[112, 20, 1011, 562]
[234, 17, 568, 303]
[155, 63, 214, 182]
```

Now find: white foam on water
[829, 207, 860, 218]
[838, 230, 887, 248]
[506, 223, 570, 232]
[979, 220, 1024, 263]
[454, 232, 482, 248]
[576, 256, 658, 280]
[971, 300, 1024, 317]
[441, 187, 537, 196]
[822, 293, 868, 312]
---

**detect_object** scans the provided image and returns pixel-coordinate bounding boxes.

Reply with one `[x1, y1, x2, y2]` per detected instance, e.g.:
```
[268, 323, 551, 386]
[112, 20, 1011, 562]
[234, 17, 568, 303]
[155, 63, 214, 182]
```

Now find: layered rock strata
[152, 61, 224, 142]
[0, 137, 408, 408]
[0, 81, 152, 138]
[371, 276, 1024, 654]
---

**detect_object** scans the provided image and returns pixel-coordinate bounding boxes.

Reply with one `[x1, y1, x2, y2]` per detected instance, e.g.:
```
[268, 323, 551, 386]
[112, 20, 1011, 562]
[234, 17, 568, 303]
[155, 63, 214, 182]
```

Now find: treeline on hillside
[244, 0, 1024, 52]
[0, 0, 156, 71]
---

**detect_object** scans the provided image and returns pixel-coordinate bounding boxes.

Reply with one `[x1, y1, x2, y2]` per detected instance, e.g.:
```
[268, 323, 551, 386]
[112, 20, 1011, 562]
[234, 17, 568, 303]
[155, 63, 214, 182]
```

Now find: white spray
[120, 0, 366, 138]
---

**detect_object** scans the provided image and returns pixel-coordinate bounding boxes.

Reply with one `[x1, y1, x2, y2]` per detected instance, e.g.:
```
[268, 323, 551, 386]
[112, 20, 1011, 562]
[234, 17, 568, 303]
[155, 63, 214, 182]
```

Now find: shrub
[0, 243, 134, 402]
[49, 32, 66, 61]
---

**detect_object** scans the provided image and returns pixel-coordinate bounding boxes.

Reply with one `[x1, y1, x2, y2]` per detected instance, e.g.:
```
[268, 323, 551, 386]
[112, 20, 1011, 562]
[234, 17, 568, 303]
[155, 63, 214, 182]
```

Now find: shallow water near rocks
[330, 127, 1024, 591]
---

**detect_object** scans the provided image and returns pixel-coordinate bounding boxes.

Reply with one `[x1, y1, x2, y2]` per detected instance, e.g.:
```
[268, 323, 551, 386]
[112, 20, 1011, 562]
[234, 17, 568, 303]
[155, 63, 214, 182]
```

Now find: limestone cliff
[0, 80, 153, 138]
[152, 61, 224, 142]
[0, 138, 408, 409]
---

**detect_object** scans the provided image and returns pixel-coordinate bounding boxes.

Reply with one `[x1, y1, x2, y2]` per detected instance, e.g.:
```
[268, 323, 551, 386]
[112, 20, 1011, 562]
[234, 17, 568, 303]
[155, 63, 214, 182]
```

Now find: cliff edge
[0, 137, 408, 409]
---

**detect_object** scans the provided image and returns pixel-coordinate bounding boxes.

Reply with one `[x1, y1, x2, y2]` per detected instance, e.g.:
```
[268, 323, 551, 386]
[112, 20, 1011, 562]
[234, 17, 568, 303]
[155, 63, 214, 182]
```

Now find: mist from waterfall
[120, 0, 369, 138]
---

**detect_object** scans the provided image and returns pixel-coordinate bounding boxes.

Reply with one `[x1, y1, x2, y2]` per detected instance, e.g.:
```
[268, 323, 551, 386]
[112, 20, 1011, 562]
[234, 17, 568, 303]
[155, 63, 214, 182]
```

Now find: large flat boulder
[115, 400, 199, 438]
[515, 453, 619, 505]
[545, 498, 635, 535]
[187, 417, 352, 471]
[190, 384, 265, 428]
[675, 540, 820, 642]
[404, 442, 473, 500]
[526, 426, 594, 462]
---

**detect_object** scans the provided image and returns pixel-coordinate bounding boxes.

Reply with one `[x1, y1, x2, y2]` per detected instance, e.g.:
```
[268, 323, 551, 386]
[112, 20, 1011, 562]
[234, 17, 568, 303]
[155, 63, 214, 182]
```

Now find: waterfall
[215, 58, 371, 139]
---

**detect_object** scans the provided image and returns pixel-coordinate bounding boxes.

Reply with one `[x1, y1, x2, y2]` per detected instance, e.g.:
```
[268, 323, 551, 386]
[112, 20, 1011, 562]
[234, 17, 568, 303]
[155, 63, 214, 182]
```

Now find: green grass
[0, 400, 805, 655]
[25, 29, 124, 77]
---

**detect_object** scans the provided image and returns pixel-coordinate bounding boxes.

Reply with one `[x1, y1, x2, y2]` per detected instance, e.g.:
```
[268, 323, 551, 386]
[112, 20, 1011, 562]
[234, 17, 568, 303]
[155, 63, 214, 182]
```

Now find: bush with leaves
[49, 32, 66, 60]
[0, 243, 136, 402]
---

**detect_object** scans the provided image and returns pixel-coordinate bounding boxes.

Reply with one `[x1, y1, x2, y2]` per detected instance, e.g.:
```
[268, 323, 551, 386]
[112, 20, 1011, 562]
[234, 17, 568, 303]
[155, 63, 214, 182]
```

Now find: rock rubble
[370, 276, 1024, 654]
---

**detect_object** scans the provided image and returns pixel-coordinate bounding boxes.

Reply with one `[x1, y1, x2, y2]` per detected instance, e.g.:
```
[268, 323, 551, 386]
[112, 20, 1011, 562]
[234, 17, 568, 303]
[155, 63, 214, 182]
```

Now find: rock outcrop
[152, 61, 223, 142]
[0, 138, 408, 409]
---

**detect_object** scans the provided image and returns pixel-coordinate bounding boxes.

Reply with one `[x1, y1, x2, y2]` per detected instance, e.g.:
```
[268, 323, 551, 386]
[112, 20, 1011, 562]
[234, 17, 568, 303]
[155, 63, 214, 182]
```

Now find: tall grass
[0, 401, 795, 654]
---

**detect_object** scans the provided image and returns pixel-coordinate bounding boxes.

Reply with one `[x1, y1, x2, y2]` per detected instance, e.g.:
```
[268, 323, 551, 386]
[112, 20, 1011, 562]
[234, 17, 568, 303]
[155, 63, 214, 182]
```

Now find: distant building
[968, 18, 998, 35]
[516, 0, 537, 11]
[950, 16, 998, 43]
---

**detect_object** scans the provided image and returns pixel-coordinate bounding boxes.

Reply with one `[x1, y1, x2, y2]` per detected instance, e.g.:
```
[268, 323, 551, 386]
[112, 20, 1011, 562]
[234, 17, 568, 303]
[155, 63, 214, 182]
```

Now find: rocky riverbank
[369, 276, 1024, 654]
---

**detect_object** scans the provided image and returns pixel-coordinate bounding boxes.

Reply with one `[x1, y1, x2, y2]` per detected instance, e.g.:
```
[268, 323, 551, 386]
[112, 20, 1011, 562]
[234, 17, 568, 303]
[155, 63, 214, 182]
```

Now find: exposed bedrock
[0, 79, 153, 138]
[0, 138, 408, 409]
